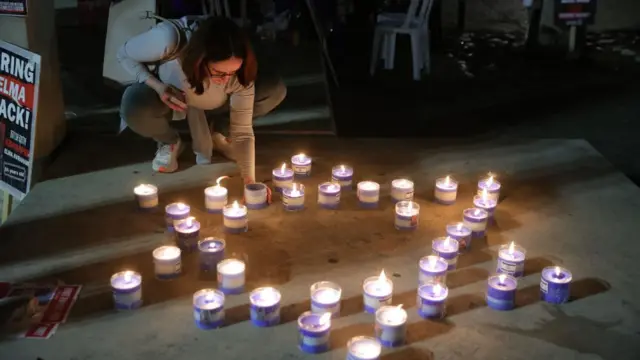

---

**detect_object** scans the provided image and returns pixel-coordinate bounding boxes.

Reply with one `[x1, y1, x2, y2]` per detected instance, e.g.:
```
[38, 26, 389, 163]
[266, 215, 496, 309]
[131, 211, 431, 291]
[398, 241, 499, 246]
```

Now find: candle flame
[408, 201, 413, 211]
[508, 241, 515, 254]
[209, 242, 218, 249]
[298, 153, 306, 159]
[378, 270, 387, 283]
[428, 256, 436, 268]
[280, 163, 286, 173]
[456, 222, 463, 231]
[499, 274, 507, 284]
[433, 283, 443, 295]
[554, 266, 561, 276]
[319, 312, 332, 326]
[215, 176, 229, 186]
[486, 174, 494, 186]
[177, 202, 186, 210]
[396, 304, 404, 310]
[205, 292, 215, 302]
[444, 236, 451, 248]
[185, 217, 195, 227]
[474, 208, 481, 216]
[124, 271, 133, 283]
[482, 188, 488, 201]
[340, 165, 346, 172]
[444, 175, 450, 186]
[232, 201, 240, 209]
[292, 183, 297, 192]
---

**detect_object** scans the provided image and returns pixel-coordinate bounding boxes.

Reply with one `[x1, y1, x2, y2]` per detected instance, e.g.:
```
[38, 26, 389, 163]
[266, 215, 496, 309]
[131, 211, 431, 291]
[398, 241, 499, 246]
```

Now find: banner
[554, 0, 598, 27]
[0, 0, 27, 16]
[0, 40, 40, 200]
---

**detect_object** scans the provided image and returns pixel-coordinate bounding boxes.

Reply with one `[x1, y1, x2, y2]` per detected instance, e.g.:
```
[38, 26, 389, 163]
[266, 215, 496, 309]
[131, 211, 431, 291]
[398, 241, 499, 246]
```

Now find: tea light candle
[134, 184, 158, 210]
[417, 282, 448, 319]
[486, 274, 517, 311]
[432, 237, 459, 271]
[310, 281, 342, 317]
[110, 270, 142, 310]
[174, 216, 201, 251]
[165, 202, 190, 231]
[298, 312, 332, 354]
[375, 305, 407, 347]
[223, 201, 248, 233]
[418, 255, 448, 285]
[445, 222, 472, 251]
[462, 208, 489, 238]
[317, 182, 341, 209]
[391, 178, 414, 203]
[497, 242, 526, 278]
[362, 270, 393, 313]
[477, 173, 501, 201]
[540, 266, 572, 304]
[204, 176, 228, 213]
[331, 164, 354, 190]
[394, 200, 420, 230]
[474, 188, 497, 221]
[152, 245, 182, 279]
[272, 163, 294, 192]
[244, 182, 269, 209]
[357, 181, 380, 208]
[347, 336, 382, 360]
[434, 176, 458, 205]
[193, 289, 225, 329]
[291, 153, 312, 177]
[249, 287, 282, 327]
[282, 183, 305, 211]
[217, 259, 246, 294]
[198, 237, 225, 272]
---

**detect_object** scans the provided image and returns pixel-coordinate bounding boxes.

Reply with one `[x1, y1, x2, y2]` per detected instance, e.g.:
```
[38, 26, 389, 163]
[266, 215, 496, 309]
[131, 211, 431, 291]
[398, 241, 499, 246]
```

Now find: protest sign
[0, 0, 27, 16]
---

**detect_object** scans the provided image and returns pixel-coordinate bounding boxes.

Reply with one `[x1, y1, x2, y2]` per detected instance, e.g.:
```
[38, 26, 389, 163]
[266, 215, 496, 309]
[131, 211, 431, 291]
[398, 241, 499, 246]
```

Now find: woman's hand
[244, 177, 272, 204]
[159, 84, 187, 111]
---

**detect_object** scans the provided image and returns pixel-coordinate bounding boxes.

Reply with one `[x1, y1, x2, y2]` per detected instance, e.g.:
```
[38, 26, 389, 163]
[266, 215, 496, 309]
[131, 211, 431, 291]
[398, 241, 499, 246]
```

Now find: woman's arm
[229, 82, 256, 182]
[116, 22, 180, 90]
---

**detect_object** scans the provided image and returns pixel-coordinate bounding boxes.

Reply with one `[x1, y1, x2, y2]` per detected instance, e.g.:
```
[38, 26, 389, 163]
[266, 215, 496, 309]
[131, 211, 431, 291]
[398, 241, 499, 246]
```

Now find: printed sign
[0, 40, 40, 199]
[22, 285, 82, 339]
[0, 0, 27, 16]
[554, 0, 598, 27]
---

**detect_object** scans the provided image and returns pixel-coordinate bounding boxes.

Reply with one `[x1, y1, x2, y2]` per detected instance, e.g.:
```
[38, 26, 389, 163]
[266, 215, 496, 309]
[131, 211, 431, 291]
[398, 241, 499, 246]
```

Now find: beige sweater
[117, 16, 255, 181]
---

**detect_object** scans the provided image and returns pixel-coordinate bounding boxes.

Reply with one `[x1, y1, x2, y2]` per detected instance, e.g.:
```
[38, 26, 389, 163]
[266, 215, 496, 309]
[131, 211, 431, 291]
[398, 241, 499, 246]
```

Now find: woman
[117, 16, 286, 188]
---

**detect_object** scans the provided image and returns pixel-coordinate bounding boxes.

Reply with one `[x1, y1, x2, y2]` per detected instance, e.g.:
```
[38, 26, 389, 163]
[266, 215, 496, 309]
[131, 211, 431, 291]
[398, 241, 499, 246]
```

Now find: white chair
[369, 0, 434, 81]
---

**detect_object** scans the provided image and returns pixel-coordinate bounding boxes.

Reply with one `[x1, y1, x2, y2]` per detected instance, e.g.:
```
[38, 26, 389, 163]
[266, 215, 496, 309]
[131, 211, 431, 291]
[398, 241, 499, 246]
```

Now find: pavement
[1, 137, 640, 359]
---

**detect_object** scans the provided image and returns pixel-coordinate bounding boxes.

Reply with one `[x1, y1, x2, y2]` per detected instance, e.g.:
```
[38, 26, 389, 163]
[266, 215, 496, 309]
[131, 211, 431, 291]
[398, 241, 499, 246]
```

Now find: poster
[0, 40, 40, 200]
[554, 0, 598, 27]
[0, 0, 27, 16]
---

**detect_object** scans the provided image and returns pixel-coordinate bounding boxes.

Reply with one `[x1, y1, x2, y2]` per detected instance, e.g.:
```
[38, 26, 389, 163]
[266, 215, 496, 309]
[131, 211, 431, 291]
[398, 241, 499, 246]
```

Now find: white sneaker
[152, 138, 184, 173]
[212, 132, 235, 161]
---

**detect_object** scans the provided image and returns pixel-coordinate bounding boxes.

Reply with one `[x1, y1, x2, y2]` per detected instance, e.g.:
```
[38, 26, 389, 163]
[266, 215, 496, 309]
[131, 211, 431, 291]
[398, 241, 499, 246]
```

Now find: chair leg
[385, 34, 397, 70]
[370, 30, 383, 76]
[410, 32, 422, 80]
[422, 31, 431, 74]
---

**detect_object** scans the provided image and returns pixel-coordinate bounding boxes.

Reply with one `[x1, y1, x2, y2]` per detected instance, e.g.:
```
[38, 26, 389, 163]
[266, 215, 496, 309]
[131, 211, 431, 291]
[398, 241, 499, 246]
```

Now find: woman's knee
[120, 83, 165, 125]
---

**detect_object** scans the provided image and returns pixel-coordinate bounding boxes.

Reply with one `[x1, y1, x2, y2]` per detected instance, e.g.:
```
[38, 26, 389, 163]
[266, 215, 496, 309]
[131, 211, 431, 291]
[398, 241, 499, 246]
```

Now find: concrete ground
[1, 138, 640, 359]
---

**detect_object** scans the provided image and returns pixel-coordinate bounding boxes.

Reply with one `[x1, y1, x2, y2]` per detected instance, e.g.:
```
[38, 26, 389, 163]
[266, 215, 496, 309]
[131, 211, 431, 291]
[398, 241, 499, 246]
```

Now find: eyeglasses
[208, 69, 236, 79]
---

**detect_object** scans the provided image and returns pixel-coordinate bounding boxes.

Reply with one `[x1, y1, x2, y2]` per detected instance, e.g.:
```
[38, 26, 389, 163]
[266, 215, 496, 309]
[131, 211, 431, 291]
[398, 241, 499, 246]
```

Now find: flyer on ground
[0, 0, 27, 16]
[0, 39, 40, 200]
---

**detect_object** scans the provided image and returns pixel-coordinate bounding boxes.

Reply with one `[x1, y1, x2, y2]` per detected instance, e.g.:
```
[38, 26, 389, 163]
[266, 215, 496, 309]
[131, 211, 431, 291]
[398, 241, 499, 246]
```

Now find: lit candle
[477, 173, 501, 202]
[174, 216, 201, 251]
[134, 184, 158, 210]
[375, 304, 407, 348]
[152, 245, 182, 279]
[357, 181, 380, 208]
[193, 288, 225, 329]
[462, 207, 489, 238]
[198, 237, 225, 272]
[347, 336, 382, 360]
[204, 176, 229, 213]
[394, 200, 420, 230]
[434, 175, 458, 205]
[540, 266, 572, 304]
[418, 255, 448, 285]
[272, 163, 294, 192]
[473, 188, 497, 221]
[244, 182, 269, 209]
[417, 282, 448, 319]
[164, 202, 190, 231]
[310, 281, 342, 318]
[216, 259, 246, 294]
[291, 153, 312, 177]
[110, 270, 142, 310]
[222, 201, 248, 233]
[297, 312, 332, 354]
[497, 242, 526, 278]
[249, 287, 282, 327]
[445, 222, 472, 251]
[362, 270, 393, 313]
[317, 182, 341, 209]
[431, 237, 460, 271]
[390, 178, 414, 203]
[486, 274, 517, 311]
[331, 164, 354, 190]
[282, 183, 305, 211]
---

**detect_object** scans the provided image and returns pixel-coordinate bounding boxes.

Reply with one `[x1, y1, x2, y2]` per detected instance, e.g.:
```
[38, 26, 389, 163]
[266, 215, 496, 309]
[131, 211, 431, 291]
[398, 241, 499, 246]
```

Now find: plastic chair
[369, 0, 434, 81]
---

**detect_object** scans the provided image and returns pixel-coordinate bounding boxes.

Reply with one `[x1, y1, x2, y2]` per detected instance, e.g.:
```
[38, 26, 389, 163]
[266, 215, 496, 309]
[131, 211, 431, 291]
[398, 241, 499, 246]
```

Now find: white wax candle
[391, 178, 414, 202]
[134, 184, 158, 209]
[152, 245, 182, 278]
[217, 259, 246, 291]
[204, 177, 228, 212]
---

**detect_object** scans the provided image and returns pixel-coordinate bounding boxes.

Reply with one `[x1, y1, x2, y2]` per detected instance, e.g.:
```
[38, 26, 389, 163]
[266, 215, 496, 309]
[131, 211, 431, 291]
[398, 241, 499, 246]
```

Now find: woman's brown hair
[180, 16, 258, 95]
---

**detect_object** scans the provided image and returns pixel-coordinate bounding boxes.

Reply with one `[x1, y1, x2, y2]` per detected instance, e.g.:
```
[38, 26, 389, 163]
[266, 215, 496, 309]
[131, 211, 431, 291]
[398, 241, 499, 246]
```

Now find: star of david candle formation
[126, 159, 573, 356]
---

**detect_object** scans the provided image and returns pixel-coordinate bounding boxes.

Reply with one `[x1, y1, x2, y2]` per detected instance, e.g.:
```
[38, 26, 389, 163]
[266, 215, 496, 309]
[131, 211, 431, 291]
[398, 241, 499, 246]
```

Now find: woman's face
[207, 56, 243, 85]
